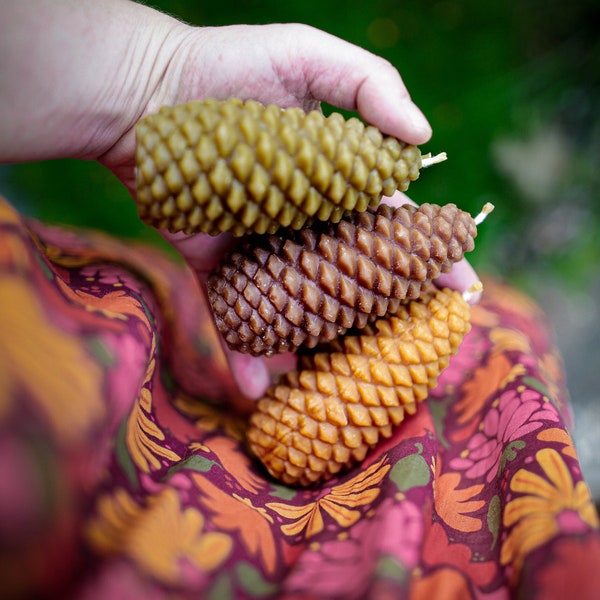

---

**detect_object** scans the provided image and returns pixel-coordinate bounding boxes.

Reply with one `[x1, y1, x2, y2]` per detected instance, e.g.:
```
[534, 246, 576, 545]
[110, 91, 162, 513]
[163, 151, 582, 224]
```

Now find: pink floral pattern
[1, 196, 599, 600]
[450, 388, 560, 482]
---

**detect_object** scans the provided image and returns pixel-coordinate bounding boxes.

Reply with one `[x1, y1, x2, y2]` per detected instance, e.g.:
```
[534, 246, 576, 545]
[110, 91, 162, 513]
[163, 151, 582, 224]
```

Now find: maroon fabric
[1, 197, 598, 599]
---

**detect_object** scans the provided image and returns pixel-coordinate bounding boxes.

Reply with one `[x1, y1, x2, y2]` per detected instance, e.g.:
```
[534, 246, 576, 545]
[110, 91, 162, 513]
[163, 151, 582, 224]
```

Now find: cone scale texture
[133, 99, 480, 487]
[134, 98, 423, 236]
[246, 287, 471, 486]
[208, 202, 477, 356]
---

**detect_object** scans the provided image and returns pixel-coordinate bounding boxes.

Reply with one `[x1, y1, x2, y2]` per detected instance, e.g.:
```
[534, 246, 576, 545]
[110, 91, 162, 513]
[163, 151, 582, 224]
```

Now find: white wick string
[421, 152, 448, 168]
[463, 281, 483, 302]
[474, 202, 495, 225]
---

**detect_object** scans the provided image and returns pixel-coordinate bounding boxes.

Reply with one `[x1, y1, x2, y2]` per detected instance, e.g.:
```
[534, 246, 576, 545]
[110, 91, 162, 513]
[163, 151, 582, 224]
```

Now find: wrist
[0, 0, 191, 164]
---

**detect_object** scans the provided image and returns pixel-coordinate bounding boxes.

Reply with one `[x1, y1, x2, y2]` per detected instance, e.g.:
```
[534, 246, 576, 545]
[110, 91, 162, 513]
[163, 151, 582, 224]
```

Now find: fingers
[280, 24, 432, 144]
[188, 24, 431, 145]
[162, 228, 290, 400]
[436, 259, 482, 304]
[225, 348, 298, 400]
[165, 229, 299, 400]
[160, 230, 237, 279]
[223, 350, 271, 400]
[163, 229, 270, 399]
[381, 190, 418, 208]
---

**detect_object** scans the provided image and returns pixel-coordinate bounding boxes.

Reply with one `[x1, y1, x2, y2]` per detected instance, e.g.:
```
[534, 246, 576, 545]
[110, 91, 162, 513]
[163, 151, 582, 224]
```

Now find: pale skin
[0, 0, 481, 399]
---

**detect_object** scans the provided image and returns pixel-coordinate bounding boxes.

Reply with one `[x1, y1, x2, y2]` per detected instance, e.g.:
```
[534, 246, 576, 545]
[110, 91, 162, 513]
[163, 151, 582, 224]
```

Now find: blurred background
[1, 0, 598, 498]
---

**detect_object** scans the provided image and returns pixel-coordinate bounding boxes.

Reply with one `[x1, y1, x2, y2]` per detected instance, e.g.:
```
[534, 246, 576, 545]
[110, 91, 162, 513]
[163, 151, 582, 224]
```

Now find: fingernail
[402, 100, 432, 141]
[230, 354, 270, 400]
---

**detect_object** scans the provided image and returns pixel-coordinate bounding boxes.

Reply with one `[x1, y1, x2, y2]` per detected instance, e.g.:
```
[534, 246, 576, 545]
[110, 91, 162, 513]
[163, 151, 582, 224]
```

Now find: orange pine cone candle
[246, 287, 471, 486]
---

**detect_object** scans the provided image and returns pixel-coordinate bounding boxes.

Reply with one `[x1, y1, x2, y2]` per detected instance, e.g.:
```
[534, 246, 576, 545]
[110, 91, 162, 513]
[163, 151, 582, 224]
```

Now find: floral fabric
[0, 196, 598, 599]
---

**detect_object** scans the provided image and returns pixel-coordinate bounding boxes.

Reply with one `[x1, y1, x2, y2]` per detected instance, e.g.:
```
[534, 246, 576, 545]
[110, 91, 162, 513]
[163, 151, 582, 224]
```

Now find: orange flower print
[0, 275, 105, 441]
[537, 350, 566, 412]
[126, 385, 181, 472]
[55, 276, 148, 323]
[267, 455, 390, 538]
[205, 436, 266, 494]
[420, 521, 497, 588]
[501, 448, 599, 578]
[192, 473, 279, 575]
[532, 535, 600, 599]
[126, 337, 181, 472]
[0, 225, 31, 271]
[450, 353, 514, 443]
[410, 567, 473, 600]
[0, 198, 22, 226]
[469, 302, 501, 329]
[85, 487, 232, 585]
[482, 279, 545, 321]
[434, 470, 485, 533]
[489, 327, 532, 356]
[536, 428, 578, 460]
[174, 394, 248, 442]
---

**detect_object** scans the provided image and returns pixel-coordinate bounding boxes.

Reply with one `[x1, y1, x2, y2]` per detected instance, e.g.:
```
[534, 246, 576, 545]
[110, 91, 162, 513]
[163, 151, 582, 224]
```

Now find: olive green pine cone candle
[246, 287, 471, 486]
[134, 98, 426, 236]
[207, 202, 477, 356]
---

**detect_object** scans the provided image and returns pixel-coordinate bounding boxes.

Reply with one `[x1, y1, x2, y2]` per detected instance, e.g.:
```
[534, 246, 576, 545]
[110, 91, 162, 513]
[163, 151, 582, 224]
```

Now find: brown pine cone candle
[246, 286, 471, 486]
[207, 202, 477, 356]
[134, 98, 431, 236]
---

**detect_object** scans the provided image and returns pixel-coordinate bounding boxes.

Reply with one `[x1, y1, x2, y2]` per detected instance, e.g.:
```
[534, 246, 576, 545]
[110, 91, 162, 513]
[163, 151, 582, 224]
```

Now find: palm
[102, 23, 431, 197]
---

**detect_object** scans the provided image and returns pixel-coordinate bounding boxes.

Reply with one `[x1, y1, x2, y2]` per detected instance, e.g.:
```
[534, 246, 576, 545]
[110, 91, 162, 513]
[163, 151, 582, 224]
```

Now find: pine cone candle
[246, 287, 471, 486]
[208, 202, 477, 356]
[134, 98, 429, 236]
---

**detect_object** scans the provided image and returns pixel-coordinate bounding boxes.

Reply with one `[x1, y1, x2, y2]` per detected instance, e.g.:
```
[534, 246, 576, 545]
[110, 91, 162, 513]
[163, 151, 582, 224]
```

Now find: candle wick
[474, 202, 495, 225]
[421, 152, 448, 168]
[463, 280, 483, 302]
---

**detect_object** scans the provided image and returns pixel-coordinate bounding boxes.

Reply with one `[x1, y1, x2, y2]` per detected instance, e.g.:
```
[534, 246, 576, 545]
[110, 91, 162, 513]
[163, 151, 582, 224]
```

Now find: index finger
[279, 25, 432, 144]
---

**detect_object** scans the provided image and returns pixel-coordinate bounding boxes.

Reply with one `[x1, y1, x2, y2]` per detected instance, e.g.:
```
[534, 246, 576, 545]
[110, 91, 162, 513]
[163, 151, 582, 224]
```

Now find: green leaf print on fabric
[487, 494, 501, 550]
[390, 452, 431, 492]
[499, 440, 526, 474]
[521, 376, 551, 398]
[164, 453, 220, 479]
[115, 417, 139, 490]
[376, 554, 409, 584]
[208, 573, 235, 600]
[236, 561, 279, 597]
[268, 483, 298, 501]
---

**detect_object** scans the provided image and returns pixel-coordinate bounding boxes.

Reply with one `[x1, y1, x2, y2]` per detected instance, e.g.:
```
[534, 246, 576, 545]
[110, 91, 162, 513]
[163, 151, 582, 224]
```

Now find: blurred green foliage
[2, 0, 599, 293]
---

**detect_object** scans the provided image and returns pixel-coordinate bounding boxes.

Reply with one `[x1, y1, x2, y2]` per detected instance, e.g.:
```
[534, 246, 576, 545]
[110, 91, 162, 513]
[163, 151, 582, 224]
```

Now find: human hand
[0, 2, 479, 399]
[140, 23, 481, 399]
[113, 17, 447, 399]
[102, 21, 434, 193]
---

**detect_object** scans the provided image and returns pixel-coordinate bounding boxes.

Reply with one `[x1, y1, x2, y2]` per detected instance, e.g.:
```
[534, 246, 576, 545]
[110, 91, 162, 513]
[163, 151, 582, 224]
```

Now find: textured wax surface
[133, 99, 476, 487]
[246, 287, 471, 486]
[208, 202, 477, 356]
[134, 98, 422, 236]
